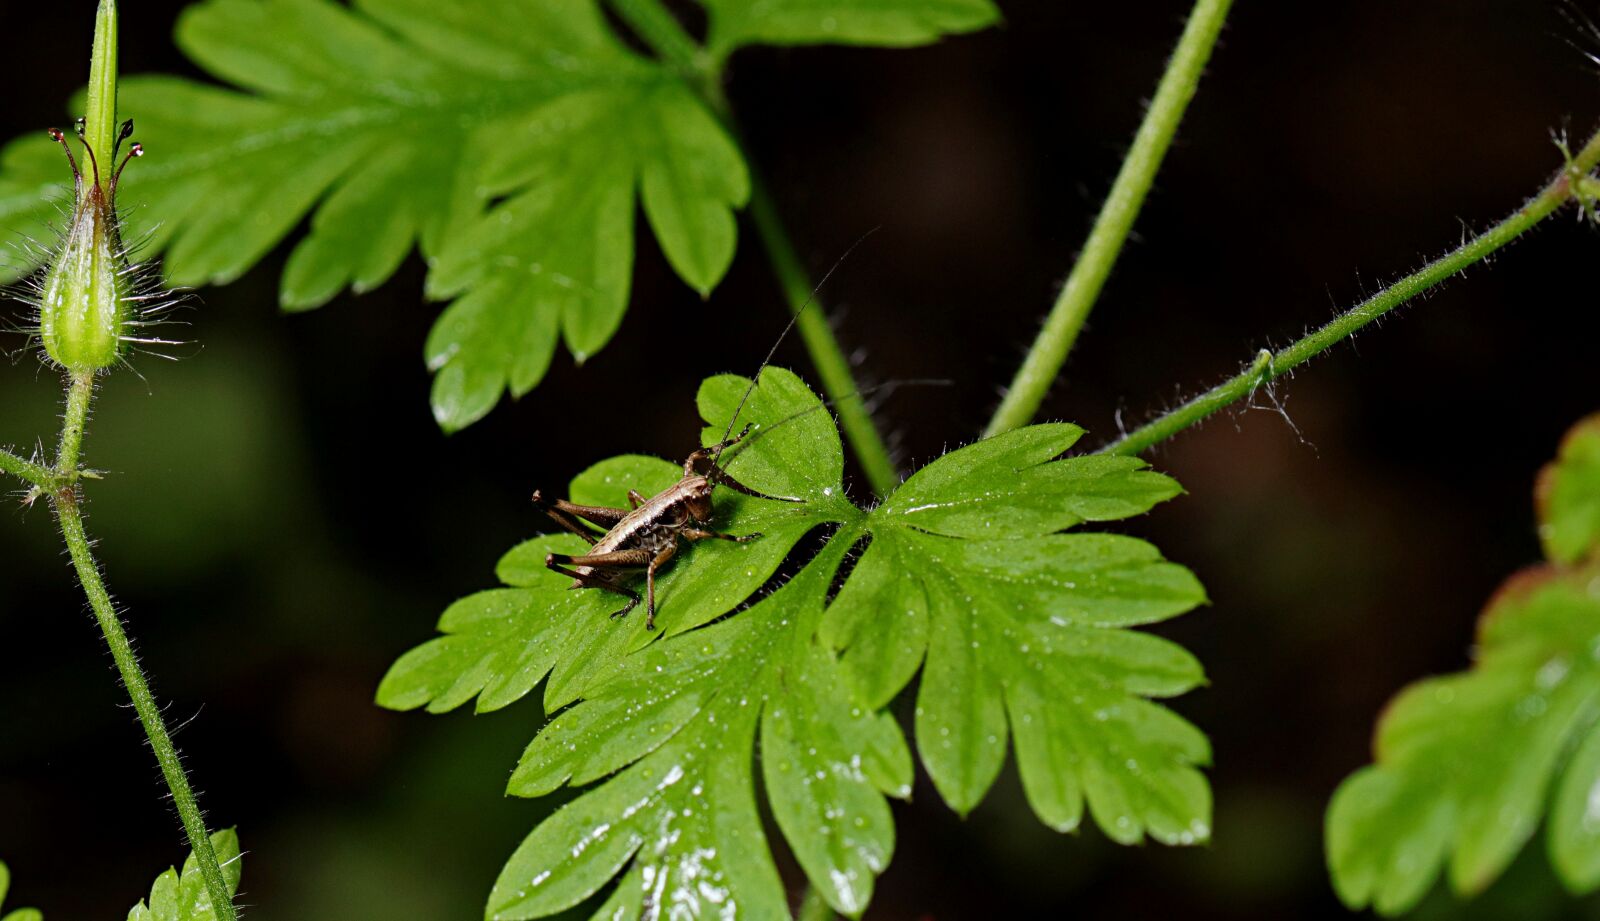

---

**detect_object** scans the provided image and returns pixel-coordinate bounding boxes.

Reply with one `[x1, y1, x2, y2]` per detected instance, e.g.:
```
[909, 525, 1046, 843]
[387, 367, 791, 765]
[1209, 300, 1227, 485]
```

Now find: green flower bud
[37, 123, 141, 374]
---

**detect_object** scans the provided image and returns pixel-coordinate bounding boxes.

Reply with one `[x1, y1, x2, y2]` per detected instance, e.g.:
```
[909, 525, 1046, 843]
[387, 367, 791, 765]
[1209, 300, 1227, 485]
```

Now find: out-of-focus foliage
[1328, 414, 1600, 915]
[0, 860, 43, 921]
[1537, 414, 1600, 565]
[0, 0, 998, 431]
[381, 368, 1207, 919]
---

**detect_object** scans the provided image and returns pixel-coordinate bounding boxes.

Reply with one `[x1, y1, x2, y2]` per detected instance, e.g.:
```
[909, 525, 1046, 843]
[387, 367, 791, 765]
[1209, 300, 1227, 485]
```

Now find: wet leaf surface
[384, 369, 1207, 919]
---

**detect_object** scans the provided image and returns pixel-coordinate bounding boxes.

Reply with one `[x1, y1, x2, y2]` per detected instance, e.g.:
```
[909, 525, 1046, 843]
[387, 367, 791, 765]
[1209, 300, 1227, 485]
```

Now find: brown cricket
[532, 421, 798, 631]
[530, 230, 884, 631]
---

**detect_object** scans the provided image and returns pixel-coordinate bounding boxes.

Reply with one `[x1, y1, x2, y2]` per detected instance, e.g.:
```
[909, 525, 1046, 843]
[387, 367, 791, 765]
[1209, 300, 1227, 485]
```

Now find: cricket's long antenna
[719, 378, 953, 464]
[714, 226, 881, 468]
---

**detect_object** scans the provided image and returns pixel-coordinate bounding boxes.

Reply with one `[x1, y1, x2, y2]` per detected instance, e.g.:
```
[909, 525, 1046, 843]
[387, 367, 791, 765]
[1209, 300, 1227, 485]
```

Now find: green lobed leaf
[824, 425, 1210, 839]
[0, 0, 999, 430]
[1327, 418, 1600, 914]
[1326, 568, 1600, 914]
[493, 535, 899, 920]
[388, 369, 1206, 919]
[0, 0, 738, 432]
[876, 423, 1184, 538]
[125, 830, 243, 921]
[1537, 414, 1600, 565]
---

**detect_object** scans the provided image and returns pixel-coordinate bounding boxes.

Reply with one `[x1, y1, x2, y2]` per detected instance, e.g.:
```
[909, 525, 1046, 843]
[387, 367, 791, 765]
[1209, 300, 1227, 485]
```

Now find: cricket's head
[684, 433, 804, 509]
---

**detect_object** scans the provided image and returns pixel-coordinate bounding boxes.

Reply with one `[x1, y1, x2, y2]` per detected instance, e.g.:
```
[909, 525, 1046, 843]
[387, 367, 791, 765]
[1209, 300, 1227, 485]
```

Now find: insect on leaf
[1327, 415, 1600, 915]
[0, 0, 1000, 431]
[377, 368, 855, 716]
[125, 830, 243, 921]
[382, 368, 1209, 919]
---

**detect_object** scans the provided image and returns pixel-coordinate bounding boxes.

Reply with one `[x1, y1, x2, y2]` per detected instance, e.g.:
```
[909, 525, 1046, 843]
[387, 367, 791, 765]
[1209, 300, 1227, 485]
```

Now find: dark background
[2, 0, 1599, 917]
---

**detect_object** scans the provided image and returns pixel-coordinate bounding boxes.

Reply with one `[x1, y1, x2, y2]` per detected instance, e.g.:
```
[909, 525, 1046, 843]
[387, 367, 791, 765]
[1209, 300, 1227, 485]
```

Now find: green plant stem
[50, 372, 239, 921]
[1100, 126, 1600, 457]
[985, 0, 1234, 437]
[54, 371, 93, 475]
[610, 0, 901, 497]
[796, 885, 835, 921]
[0, 448, 56, 489]
[609, 0, 712, 87]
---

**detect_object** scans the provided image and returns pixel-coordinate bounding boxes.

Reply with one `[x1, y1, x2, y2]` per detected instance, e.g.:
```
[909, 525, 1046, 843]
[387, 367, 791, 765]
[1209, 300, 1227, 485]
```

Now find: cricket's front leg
[545, 548, 651, 617]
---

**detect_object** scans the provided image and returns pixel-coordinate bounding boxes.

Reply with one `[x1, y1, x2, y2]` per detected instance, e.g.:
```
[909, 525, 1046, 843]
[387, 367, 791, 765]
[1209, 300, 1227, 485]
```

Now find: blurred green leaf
[385, 369, 1205, 919]
[125, 830, 243, 921]
[0, 859, 40, 921]
[0, 0, 999, 431]
[1538, 414, 1600, 565]
[703, 0, 1000, 57]
[1328, 416, 1600, 915]
[1327, 568, 1600, 914]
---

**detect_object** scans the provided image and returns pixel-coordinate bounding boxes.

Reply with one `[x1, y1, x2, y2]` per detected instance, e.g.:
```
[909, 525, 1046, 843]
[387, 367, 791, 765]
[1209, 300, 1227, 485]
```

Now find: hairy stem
[54, 370, 93, 474]
[1100, 126, 1600, 457]
[0, 447, 57, 489]
[51, 372, 239, 921]
[985, 0, 1234, 437]
[796, 885, 835, 921]
[610, 0, 901, 496]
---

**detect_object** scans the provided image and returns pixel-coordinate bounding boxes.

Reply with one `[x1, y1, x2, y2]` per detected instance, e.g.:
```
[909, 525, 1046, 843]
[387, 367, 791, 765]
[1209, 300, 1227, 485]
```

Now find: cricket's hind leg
[531, 491, 630, 544]
[545, 548, 651, 623]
